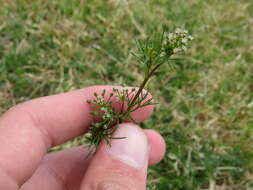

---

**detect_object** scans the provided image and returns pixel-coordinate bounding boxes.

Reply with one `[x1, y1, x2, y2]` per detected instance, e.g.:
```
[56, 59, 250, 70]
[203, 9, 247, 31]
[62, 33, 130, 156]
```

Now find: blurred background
[0, 0, 253, 189]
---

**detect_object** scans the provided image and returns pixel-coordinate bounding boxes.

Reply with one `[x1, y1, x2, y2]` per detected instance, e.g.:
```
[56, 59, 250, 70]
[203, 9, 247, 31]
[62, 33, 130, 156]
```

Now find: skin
[0, 86, 166, 190]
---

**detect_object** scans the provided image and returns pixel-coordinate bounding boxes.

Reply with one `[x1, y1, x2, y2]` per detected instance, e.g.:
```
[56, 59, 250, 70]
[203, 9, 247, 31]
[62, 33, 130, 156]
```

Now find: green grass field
[1, 0, 253, 189]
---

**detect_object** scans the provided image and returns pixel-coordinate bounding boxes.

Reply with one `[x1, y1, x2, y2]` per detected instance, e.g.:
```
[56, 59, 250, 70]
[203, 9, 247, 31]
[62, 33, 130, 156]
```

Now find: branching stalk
[85, 29, 193, 149]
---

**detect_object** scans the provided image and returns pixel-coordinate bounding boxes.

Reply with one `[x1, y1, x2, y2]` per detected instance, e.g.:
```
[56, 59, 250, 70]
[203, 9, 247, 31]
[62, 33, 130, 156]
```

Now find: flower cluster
[86, 90, 117, 146]
[86, 87, 153, 147]
[164, 28, 194, 55]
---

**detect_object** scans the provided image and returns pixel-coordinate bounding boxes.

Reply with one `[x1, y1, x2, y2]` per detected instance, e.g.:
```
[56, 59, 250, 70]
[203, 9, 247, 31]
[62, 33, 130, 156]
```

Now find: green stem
[124, 62, 164, 115]
[129, 76, 150, 107]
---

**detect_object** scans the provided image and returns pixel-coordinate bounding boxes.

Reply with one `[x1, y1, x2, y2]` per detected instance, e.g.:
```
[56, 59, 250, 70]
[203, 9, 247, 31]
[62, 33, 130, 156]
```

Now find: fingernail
[106, 123, 148, 168]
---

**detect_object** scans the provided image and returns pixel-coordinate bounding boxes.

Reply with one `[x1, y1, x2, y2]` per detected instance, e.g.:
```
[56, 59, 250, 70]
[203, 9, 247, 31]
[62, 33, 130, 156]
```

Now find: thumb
[80, 123, 149, 190]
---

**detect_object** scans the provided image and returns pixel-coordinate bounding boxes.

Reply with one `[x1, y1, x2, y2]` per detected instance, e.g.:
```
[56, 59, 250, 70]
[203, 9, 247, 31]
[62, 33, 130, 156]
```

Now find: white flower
[188, 35, 194, 40]
[167, 33, 174, 40]
[182, 46, 187, 52]
[173, 48, 181, 53]
[183, 29, 188, 34]
[182, 38, 188, 44]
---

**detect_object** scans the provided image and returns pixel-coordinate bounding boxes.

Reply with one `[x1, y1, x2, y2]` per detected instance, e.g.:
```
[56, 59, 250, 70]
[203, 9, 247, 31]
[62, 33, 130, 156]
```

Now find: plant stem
[124, 62, 164, 115]
[129, 76, 150, 107]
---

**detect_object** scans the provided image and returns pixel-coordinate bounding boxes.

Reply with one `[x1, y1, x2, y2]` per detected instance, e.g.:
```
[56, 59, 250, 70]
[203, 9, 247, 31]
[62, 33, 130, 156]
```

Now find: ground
[0, 0, 253, 189]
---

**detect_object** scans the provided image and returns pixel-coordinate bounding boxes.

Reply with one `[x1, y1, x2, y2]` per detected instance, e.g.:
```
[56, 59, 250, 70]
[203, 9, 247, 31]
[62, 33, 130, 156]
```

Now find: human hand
[0, 86, 166, 190]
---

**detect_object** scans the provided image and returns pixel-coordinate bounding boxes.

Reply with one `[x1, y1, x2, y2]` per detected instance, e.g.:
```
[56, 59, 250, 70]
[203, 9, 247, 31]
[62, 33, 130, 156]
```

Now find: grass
[1, 0, 253, 189]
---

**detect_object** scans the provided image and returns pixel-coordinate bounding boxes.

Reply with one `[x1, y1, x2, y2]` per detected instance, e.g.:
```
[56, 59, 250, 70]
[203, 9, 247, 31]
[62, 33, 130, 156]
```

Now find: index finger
[0, 86, 153, 187]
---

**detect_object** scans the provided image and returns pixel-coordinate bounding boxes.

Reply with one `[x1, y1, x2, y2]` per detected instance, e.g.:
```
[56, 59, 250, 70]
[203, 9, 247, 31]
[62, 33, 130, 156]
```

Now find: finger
[144, 129, 166, 165]
[81, 123, 151, 190]
[20, 130, 165, 190]
[0, 86, 153, 187]
[20, 147, 93, 190]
